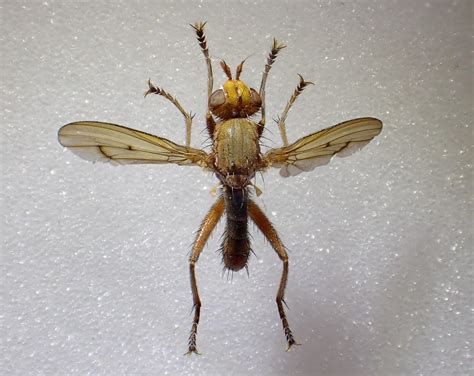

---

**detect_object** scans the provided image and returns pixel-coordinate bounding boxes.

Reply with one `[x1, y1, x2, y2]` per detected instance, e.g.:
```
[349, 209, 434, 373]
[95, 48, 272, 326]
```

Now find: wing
[58, 121, 209, 167]
[264, 117, 383, 177]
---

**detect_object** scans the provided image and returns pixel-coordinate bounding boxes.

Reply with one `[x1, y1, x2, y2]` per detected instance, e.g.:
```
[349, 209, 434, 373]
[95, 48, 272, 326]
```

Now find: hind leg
[186, 196, 225, 355]
[248, 200, 299, 350]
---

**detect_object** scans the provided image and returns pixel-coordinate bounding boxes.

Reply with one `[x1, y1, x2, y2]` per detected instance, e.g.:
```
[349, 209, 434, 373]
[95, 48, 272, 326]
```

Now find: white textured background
[2, 1, 472, 375]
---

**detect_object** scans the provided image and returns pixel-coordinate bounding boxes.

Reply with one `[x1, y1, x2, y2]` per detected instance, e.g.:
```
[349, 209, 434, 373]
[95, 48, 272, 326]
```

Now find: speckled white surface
[2, 1, 472, 375]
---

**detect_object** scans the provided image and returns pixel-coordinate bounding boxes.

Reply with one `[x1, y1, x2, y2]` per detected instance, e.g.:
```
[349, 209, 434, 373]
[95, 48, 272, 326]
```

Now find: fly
[58, 22, 383, 355]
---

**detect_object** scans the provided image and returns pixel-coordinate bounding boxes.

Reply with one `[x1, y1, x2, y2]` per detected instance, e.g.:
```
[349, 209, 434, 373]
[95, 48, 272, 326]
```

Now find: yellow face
[222, 80, 252, 107]
[209, 62, 262, 119]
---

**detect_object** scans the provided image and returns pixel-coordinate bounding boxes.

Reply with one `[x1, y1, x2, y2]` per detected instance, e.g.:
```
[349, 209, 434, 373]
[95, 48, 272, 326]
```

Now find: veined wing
[58, 121, 209, 167]
[264, 117, 382, 177]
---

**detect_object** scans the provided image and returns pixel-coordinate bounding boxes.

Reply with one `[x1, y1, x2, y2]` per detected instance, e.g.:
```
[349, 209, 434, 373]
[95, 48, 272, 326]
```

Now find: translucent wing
[58, 121, 209, 167]
[264, 117, 383, 177]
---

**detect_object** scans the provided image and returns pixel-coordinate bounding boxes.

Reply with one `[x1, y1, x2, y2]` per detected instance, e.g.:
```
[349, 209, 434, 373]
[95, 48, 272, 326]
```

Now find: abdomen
[221, 186, 250, 271]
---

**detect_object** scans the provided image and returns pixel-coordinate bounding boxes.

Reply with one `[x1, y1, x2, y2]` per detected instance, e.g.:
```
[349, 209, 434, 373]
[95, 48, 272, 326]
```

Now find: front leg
[258, 39, 286, 135]
[191, 22, 216, 131]
[186, 196, 225, 355]
[206, 113, 216, 138]
[248, 200, 299, 351]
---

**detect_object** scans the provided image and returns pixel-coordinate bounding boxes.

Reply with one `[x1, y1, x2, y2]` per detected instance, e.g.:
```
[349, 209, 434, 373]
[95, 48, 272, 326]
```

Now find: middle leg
[145, 80, 194, 147]
[275, 75, 313, 146]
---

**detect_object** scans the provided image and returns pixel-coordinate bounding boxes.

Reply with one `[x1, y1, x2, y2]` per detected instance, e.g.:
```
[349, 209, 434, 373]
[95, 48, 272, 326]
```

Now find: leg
[191, 22, 215, 123]
[187, 196, 225, 355]
[276, 75, 314, 146]
[258, 39, 286, 134]
[248, 200, 299, 350]
[206, 113, 216, 138]
[145, 80, 194, 147]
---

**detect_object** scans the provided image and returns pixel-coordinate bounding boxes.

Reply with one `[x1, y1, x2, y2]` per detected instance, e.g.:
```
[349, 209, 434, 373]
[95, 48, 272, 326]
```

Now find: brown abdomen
[222, 186, 250, 271]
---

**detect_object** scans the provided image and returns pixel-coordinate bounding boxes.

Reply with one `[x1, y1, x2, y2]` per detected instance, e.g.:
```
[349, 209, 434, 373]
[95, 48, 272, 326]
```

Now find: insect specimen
[58, 22, 382, 355]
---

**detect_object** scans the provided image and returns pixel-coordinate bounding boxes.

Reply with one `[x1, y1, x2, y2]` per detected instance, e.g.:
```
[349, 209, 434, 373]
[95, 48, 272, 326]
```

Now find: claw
[296, 74, 315, 88]
[144, 79, 160, 97]
[285, 340, 301, 352]
[284, 327, 300, 351]
[185, 346, 201, 356]
[190, 21, 207, 33]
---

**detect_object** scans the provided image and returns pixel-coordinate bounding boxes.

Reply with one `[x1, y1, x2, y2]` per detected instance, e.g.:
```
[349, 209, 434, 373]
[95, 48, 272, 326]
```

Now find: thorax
[212, 118, 261, 188]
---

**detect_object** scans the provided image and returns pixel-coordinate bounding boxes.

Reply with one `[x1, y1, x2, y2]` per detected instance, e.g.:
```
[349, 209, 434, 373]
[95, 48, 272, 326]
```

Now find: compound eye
[209, 89, 225, 108]
[249, 88, 262, 108]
